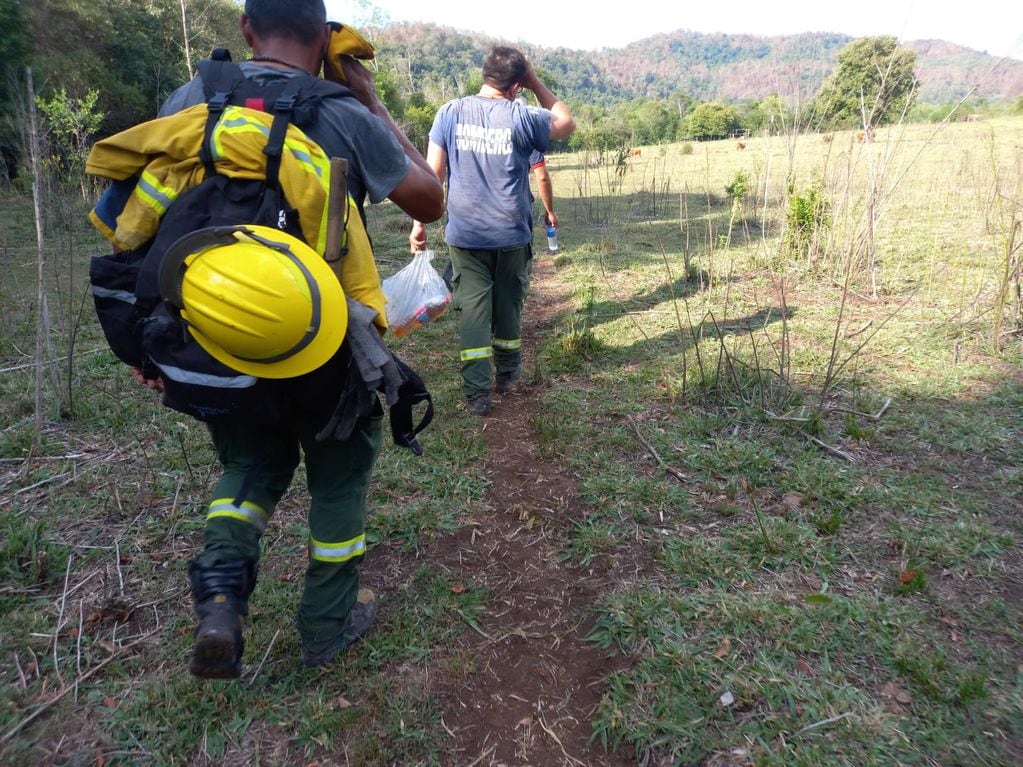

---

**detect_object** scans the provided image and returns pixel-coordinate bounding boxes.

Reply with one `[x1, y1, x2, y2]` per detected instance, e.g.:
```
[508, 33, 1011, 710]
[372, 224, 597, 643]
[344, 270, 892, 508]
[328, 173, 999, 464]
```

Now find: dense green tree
[0, 0, 29, 77]
[460, 72, 482, 97]
[368, 21, 1014, 111]
[735, 95, 802, 136]
[0, 0, 243, 177]
[403, 103, 435, 155]
[0, 0, 30, 179]
[735, 101, 765, 135]
[26, 0, 242, 135]
[564, 103, 613, 151]
[602, 104, 635, 146]
[687, 101, 739, 140]
[667, 91, 695, 121]
[372, 65, 405, 117]
[630, 100, 676, 145]
[813, 36, 917, 129]
[758, 94, 793, 132]
[567, 125, 617, 152]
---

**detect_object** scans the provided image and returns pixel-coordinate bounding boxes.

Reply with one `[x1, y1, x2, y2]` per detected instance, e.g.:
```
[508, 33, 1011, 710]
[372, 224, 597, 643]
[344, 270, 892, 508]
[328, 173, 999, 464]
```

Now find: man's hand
[339, 55, 379, 108]
[520, 60, 575, 140]
[545, 211, 560, 228]
[409, 221, 428, 253]
[520, 60, 540, 93]
[130, 366, 164, 392]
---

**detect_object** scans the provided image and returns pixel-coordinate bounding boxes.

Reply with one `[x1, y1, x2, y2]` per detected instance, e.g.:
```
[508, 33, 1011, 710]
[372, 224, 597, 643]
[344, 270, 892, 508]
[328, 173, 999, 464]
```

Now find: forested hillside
[369, 23, 1023, 107]
[2, 0, 1021, 180]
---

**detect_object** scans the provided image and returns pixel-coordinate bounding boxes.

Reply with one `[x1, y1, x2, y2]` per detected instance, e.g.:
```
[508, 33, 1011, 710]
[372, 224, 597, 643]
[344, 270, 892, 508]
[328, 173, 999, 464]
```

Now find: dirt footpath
[428, 256, 635, 766]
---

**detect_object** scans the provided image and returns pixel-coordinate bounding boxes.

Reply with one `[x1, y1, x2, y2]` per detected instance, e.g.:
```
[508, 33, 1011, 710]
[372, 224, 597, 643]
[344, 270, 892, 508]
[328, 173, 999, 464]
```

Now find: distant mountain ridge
[370, 22, 1023, 106]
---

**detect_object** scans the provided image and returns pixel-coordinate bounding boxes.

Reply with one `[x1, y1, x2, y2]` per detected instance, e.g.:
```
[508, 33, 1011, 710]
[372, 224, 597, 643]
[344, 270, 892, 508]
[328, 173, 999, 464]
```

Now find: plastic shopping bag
[382, 250, 452, 337]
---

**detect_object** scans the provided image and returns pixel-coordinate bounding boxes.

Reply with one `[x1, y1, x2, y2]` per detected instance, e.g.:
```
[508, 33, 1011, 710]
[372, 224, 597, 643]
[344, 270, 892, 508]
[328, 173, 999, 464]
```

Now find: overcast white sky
[324, 0, 1022, 59]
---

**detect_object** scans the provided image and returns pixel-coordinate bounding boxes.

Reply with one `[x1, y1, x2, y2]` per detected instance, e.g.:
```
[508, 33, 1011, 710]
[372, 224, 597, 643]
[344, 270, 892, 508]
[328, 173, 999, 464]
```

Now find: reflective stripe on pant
[450, 244, 532, 398]
[201, 405, 383, 643]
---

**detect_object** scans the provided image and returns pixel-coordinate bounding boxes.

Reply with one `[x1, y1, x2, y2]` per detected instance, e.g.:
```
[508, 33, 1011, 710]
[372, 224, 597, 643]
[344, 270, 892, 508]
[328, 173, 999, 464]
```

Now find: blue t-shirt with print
[430, 96, 550, 249]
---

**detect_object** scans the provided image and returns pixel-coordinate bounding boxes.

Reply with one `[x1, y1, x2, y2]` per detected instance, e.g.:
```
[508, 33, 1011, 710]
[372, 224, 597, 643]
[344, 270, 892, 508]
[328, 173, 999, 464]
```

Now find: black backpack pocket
[141, 305, 285, 424]
[89, 250, 147, 366]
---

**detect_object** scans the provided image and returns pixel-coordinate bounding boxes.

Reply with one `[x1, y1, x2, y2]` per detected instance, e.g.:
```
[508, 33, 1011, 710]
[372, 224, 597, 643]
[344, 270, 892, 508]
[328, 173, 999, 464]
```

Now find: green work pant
[199, 407, 383, 644]
[450, 244, 533, 398]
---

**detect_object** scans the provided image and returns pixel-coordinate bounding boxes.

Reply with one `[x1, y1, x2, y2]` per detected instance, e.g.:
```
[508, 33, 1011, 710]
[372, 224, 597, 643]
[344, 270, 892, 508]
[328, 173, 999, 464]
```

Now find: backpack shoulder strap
[197, 59, 248, 176]
[262, 75, 307, 189]
[304, 77, 355, 101]
[197, 58, 247, 107]
[286, 77, 356, 127]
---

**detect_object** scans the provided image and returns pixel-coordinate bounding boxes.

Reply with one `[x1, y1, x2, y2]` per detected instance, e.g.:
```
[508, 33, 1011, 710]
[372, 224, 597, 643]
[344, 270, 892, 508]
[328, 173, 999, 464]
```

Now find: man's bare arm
[410, 141, 448, 252]
[521, 64, 575, 141]
[341, 56, 444, 223]
[533, 164, 557, 227]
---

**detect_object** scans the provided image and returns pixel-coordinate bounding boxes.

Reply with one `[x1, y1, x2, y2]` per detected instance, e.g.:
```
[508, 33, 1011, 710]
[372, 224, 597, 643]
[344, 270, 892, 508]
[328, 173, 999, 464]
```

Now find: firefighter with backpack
[86, 0, 443, 679]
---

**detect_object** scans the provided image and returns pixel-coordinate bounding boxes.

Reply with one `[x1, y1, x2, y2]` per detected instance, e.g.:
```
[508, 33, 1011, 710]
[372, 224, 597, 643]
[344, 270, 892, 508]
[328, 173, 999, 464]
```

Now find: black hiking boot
[301, 588, 379, 667]
[466, 393, 492, 416]
[188, 559, 256, 680]
[494, 368, 521, 394]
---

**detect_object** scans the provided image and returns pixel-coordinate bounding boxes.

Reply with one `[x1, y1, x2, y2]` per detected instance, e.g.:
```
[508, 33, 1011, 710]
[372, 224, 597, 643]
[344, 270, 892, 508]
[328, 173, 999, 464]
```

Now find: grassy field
[1, 115, 1021, 766]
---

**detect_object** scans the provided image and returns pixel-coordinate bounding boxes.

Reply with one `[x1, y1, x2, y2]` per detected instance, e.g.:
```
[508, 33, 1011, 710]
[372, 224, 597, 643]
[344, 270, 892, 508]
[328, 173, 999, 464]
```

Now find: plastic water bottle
[545, 222, 559, 253]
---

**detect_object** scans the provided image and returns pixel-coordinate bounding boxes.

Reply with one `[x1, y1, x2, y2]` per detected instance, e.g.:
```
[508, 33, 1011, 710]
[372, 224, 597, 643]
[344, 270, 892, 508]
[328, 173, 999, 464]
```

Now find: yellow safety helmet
[158, 225, 347, 379]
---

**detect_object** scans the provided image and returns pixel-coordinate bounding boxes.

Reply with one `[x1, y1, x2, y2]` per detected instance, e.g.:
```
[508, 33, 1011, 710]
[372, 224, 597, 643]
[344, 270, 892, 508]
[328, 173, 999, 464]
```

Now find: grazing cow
[855, 129, 875, 143]
[821, 134, 834, 144]
[628, 149, 642, 157]
[736, 141, 746, 150]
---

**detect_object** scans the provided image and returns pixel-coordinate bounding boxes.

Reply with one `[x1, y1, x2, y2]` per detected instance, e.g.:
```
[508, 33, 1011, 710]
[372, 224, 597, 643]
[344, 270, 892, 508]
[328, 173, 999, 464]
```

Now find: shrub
[785, 178, 831, 262]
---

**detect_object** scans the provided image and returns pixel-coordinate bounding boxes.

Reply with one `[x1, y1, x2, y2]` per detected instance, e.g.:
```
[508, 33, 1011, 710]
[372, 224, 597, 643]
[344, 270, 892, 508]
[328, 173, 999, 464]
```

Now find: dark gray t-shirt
[159, 62, 410, 209]
[430, 96, 550, 249]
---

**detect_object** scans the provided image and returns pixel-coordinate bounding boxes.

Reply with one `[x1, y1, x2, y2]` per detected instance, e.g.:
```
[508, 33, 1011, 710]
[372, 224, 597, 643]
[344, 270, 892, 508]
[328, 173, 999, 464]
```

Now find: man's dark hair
[482, 46, 528, 92]
[244, 0, 326, 44]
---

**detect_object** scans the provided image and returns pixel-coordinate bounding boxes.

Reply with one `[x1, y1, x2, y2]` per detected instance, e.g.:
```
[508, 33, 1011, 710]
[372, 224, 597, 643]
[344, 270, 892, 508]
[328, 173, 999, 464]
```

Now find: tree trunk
[179, 0, 194, 80]
[28, 67, 47, 440]
[26, 68, 64, 441]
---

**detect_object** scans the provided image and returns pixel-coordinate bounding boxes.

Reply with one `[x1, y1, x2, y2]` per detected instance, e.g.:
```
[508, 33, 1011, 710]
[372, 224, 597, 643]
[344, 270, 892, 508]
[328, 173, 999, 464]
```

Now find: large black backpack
[89, 54, 433, 451]
[91, 54, 350, 423]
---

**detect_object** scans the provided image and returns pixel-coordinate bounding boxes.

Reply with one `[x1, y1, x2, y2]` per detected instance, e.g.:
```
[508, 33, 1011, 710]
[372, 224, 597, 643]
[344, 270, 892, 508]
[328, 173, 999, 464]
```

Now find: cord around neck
[249, 55, 311, 76]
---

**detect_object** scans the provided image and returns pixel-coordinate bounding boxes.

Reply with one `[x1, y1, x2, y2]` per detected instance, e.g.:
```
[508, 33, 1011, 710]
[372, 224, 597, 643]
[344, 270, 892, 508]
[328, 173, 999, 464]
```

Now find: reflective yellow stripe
[286, 143, 328, 181]
[207, 498, 269, 531]
[460, 346, 493, 361]
[492, 338, 521, 350]
[134, 169, 178, 216]
[210, 109, 269, 162]
[212, 108, 329, 184]
[309, 534, 366, 563]
[211, 106, 332, 254]
[293, 145, 329, 254]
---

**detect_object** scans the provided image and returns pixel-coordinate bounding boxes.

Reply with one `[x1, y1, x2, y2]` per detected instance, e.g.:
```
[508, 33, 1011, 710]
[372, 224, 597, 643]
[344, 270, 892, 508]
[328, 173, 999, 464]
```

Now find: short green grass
[531, 117, 1023, 766]
[2, 116, 1022, 764]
